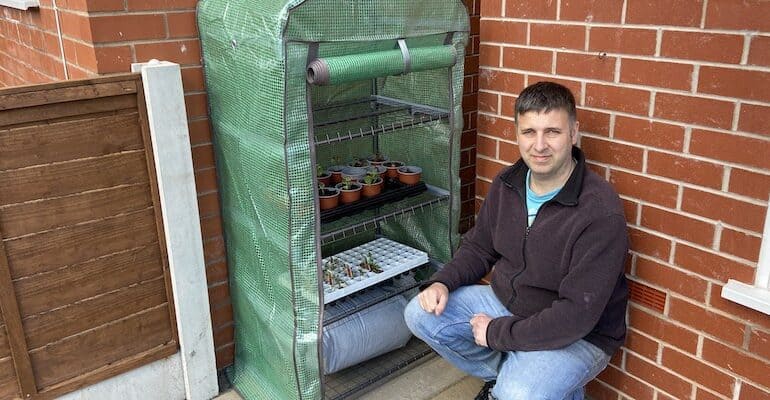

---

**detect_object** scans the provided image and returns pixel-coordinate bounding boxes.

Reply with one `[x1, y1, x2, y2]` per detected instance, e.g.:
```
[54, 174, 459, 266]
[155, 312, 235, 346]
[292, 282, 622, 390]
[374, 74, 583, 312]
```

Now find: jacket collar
[499, 146, 586, 206]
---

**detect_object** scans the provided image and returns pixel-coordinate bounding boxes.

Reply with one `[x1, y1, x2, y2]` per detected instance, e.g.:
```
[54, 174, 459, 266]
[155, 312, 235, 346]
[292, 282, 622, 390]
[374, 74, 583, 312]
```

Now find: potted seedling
[367, 165, 387, 179]
[397, 165, 422, 185]
[341, 166, 367, 182]
[383, 160, 404, 179]
[359, 251, 382, 273]
[316, 164, 331, 186]
[335, 176, 362, 204]
[360, 170, 384, 198]
[347, 157, 370, 168]
[318, 183, 340, 210]
[328, 156, 346, 184]
[367, 152, 389, 166]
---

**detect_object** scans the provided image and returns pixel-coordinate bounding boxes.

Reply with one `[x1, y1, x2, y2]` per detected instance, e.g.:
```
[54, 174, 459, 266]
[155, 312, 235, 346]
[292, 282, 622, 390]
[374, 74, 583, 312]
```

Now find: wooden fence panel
[0, 73, 178, 398]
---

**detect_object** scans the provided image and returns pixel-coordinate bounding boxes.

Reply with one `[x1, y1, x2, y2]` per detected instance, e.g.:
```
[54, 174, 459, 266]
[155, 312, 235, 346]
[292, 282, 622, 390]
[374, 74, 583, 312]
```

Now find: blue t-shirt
[526, 170, 561, 227]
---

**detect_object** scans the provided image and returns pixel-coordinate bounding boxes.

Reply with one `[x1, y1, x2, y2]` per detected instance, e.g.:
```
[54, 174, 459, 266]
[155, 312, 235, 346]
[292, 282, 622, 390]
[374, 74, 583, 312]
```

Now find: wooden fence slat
[0, 74, 139, 98]
[0, 324, 8, 359]
[24, 278, 167, 350]
[0, 240, 37, 396]
[15, 245, 163, 318]
[0, 184, 153, 240]
[0, 94, 138, 127]
[0, 81, 138, 111]
[5, 208, 158, 280]
[0, 357, 21, 399]
[29, 305, 173, 388]
[0, 112, 143, 170]
[0, 151, 149, 206]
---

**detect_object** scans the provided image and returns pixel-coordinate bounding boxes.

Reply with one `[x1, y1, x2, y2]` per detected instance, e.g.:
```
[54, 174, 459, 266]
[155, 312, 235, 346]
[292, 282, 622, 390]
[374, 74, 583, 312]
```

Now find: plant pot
[367, 165, 387, 179]
[341, 166, 367, 182]
[367, 153, 389, 166]
[335, 182, 362, 204]
[328, 165, 345, 184]
[318, 187, 340, 210]
[361, 177, 384, 198]
[383, 161, 404, 179]
[347, 158, 370, 168]
[397, 166, 422, 186]
[317, 171, 332, 186]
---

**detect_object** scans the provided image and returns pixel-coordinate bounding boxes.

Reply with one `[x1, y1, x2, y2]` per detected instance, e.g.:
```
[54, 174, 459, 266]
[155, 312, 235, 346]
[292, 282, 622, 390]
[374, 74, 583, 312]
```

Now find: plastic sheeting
[197, 1, 468, 399]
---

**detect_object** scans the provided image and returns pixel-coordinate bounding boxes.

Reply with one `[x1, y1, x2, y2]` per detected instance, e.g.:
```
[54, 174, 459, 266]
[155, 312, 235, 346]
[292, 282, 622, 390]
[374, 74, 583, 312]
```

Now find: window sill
[0, 0, 39, 10]
[722, 280, 770, 316]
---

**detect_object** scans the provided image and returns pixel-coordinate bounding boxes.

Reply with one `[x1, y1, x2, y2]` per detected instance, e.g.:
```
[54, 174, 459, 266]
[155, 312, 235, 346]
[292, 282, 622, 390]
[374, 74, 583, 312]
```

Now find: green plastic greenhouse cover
[197, 1, 469, 399]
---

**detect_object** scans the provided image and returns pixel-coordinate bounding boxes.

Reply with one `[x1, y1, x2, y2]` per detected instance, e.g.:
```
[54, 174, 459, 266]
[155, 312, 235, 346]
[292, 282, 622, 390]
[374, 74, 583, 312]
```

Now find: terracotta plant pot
[367, 153, 389, 166]
[318, 187, 340, 210]
[328, 165, 345, 184]
[347, 158, 370, 168]
[367, 165, 387, 179]
[317, 171, 332, 186]
[361, 177, 384, 198]
[397, 166, 422, 186]
[335, 182, 362, 204]
[383, 161, 404, 179]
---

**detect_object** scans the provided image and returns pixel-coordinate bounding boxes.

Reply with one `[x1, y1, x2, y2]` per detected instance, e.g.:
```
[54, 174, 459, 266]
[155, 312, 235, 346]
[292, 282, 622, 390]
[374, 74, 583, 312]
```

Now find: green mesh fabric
[197, 1, 468, 399]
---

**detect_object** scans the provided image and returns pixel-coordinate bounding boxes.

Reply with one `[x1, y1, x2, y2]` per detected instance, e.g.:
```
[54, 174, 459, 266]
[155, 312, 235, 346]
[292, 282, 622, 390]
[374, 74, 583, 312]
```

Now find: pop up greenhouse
[197, 1, 469, 398]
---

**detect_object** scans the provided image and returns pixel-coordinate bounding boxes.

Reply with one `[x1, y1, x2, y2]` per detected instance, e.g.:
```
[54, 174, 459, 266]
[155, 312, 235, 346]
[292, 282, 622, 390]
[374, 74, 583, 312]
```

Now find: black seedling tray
[320, 180, 427, 223]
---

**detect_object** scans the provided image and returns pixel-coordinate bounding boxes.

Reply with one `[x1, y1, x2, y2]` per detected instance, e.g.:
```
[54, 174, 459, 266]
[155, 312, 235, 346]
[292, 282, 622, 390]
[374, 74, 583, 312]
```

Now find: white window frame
[722, 197, 770, 315]
[0, 0, 39, 10]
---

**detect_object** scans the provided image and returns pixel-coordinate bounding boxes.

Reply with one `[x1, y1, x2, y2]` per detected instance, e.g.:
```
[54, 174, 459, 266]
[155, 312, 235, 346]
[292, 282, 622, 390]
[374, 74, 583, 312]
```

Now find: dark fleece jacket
[431, 147, 628, 355]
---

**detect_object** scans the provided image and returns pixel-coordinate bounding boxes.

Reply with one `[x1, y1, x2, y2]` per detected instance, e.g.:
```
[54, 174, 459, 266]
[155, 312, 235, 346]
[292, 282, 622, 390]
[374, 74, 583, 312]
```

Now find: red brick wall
[479, 1, 770, 399]
[461, 0, 481, 233]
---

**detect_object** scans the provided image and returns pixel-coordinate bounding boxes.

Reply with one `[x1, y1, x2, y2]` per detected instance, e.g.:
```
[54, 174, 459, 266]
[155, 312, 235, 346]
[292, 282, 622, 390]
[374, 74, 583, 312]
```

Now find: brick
[135, 39, 202, 65]
[205, 259, 228, 284]
[705, 0, 770, 31]
[691, 129, 770, 170]
[682, 188, 767, 232]
[729, 168, 770, 201]
[586, 380, 622, 400]
[628, 305, 698, 353]
[662, 346, 736, 397]
[500, 95, 516, 118]
[576, 108, 610, 137]
[478, 114, 517, 140]
[625, 352, 693, 399]
[209, 302, 232, 329]
[620, 58, 693, 91]
[478, 91, 498, 114]
[625, 329, 659, 360]
[661, 31, 744, 64]
[675, 244, 755, 284]
[626, 0, 704, 27]
[582, 136, 644, 171]
[184, 93, 209, 119]
[739, 103, 770, 137]
[670, 296, 746, 346]
[629, 225, 672, 259]
[477, 157, 508, 180]
[623, 198, 639, 225]
[720, 228, 762, 262]
[464, 54, 479, 75]
[480, 0, 502, 17]
[610, 170, 678, 208]
[72, 40, 97, 71]
[699, 66, 770, 103]
[614, 116, 684, 152]
[530, 23, 585, 50]
[654, 93, 734, 130]
[188, 118, 212, 146]
[504, 0, 556, 19]
[462, 93, 478, 112]
[710, 287, 770, 331]
[588, 27, 657, 56]
[212, 324, 234, 349]
[476, 134, 497, 157]
[635, 257, 708, 302]
[585, 83, 650, 115]
[748, 35, 770, 68]
[560, 0, 623, 23]
[647, 151, 723, 189]
[479, 44, 500, 68]
[586, 162, 607, 181]
[94, 45, 132, 74]
[479, 68, 524, 94]
[702, 338, 770, 388]
[127, 0, 198, 10]
[501, 46, 552, 73]
[86, 0, 124, 11]
[740, 383, 770, 400]
[597, 364, 655, 400]
[191, 143, 216, 171]
[498, 140, 519, 162]
[180, 66, 205, 92]
[479, 20, 526, 44]
[58, 10, 92, 42]
[528, 75, 583, 103]
[694, 388, 726, 400]
[749, 328, 770, 362]
[556, 52, 616, 81]
[168, 11, 198, 38]
[195, 167, 218, 194]
[641, 206, 714, 247]
[470, 15, 480, 36]
[476, 178, 492, 198]
[90, 14, 166, 43]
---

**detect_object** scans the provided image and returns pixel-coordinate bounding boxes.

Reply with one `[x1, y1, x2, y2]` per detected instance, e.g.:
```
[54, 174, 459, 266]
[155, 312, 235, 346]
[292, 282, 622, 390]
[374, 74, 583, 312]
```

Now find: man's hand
[470, 313, 492, 347]
[418, 282, 449, 316]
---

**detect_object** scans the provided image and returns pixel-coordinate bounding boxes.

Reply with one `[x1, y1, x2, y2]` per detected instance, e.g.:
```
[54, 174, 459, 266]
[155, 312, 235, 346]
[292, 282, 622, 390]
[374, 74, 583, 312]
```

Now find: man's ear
[571, 121, 579, 145]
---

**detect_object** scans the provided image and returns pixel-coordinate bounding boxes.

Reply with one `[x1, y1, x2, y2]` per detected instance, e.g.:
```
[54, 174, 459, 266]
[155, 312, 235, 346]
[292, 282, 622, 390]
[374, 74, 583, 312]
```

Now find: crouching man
[404, 81, 628, 400]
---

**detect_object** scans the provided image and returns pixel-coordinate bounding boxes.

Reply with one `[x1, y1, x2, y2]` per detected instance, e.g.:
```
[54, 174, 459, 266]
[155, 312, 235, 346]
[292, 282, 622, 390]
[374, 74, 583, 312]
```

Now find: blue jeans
[404, 285, 610, 400]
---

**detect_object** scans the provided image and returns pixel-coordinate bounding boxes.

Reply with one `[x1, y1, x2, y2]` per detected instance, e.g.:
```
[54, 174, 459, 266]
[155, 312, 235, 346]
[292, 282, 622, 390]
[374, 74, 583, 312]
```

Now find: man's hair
[514, 81, 577, 125]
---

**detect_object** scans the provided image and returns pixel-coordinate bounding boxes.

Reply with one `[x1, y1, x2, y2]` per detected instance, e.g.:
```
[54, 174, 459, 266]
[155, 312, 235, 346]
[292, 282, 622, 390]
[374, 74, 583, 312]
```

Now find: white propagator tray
[322, 238, 428, 304]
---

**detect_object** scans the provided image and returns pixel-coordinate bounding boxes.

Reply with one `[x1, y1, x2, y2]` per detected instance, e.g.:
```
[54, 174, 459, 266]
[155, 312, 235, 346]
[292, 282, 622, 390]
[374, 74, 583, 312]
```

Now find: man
[404, 81, 628, 400]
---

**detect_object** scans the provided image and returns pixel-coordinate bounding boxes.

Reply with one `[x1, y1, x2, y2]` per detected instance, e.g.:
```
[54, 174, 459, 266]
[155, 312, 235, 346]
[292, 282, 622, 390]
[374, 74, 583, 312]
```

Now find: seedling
[363, 170, 380, 185]
[359, 251, 382, 273]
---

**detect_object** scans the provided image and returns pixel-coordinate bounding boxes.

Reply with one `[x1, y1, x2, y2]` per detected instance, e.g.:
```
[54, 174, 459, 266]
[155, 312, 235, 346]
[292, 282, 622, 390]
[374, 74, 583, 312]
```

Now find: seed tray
[319, 180, 427, 223]
[322, 238, 429, 304]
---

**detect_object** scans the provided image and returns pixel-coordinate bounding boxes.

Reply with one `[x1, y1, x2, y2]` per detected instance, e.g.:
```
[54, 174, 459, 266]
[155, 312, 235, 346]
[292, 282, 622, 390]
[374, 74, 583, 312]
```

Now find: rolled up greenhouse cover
[307, 45, 457, 85]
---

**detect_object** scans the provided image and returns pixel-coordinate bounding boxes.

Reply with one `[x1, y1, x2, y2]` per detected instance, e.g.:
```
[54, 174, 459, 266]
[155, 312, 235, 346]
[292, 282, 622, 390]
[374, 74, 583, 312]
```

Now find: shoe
[474, 380, 496, 400]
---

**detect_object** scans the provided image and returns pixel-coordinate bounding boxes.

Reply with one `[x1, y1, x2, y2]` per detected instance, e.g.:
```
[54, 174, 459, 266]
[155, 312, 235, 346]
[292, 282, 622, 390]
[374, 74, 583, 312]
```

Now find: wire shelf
[312, 95, 449, 146]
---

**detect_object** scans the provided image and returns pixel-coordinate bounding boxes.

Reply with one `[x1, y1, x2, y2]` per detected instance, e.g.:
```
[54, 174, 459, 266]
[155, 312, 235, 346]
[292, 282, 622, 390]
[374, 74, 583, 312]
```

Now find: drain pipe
[51, 0, 69, 79]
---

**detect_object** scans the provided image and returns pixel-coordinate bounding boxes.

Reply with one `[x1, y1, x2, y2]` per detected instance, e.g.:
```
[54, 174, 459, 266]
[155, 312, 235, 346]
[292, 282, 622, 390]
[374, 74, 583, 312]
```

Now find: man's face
[516, 109, 578, 182]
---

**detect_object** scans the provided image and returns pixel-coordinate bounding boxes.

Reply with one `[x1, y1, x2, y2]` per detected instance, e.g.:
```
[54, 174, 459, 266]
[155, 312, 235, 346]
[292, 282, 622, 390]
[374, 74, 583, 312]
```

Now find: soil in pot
[335, 179, 362, 204]
[347, 158, 370, 168]
[398, 166, 422, 186]
[318, 187, 340, 210]
[367, 153, 389, 166]
[383, 161, 404, 179]
[360, 173, 384, 198]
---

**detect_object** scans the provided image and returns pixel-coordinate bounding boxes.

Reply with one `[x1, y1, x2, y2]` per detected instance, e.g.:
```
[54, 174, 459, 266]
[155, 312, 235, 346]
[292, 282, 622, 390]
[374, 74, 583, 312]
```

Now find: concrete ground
[214, 357, 483, 400]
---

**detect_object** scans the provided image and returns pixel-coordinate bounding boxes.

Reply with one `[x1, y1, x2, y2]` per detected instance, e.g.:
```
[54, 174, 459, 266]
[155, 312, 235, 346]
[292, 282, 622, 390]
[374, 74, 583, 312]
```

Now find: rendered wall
[478, 1, 770, 399]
